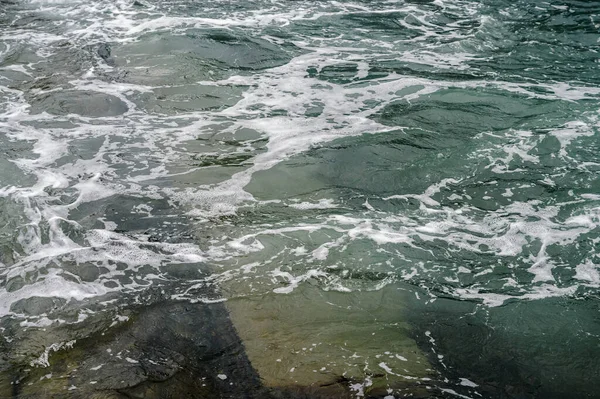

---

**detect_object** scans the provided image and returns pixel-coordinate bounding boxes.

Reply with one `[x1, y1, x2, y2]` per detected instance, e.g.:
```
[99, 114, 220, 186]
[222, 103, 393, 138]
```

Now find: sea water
[0, 0, 599, 397]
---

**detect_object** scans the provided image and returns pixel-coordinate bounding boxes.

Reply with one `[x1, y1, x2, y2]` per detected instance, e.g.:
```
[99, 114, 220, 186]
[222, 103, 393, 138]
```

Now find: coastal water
[1, 0, 599, 397]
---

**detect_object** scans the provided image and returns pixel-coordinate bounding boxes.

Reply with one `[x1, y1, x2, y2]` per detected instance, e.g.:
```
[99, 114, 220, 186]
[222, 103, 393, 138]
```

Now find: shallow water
[1, 0, 599, 397]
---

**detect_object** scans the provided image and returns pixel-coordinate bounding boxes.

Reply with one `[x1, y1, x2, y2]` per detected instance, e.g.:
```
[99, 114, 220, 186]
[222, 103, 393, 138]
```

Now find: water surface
[1, 0, 599, 397]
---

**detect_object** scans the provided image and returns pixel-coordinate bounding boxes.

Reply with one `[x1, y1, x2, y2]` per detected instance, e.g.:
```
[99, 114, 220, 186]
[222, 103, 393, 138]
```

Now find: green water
[0, 0, 599, 397]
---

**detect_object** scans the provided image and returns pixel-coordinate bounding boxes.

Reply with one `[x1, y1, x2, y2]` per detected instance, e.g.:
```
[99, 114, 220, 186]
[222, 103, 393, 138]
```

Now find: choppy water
[1, 0, 600, 397]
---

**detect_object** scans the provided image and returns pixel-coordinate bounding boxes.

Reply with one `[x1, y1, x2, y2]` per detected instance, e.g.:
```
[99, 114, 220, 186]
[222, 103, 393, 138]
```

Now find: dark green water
[0, 0, 599, 397]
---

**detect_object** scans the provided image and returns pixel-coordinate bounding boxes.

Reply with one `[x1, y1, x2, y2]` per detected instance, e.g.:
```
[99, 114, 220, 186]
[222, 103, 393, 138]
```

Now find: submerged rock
[0, 289, 438, 398]
[97, 44, 115, 67]
[28, 91, 128, 118]
[226, 283, 435, 398]
[1, 300, 264, 398]
[9, 297, 67, 316]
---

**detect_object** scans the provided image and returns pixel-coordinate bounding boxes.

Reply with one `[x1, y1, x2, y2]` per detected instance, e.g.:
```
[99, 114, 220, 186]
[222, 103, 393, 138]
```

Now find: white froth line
[459, 378, 478, 388]
[440, 388, 474, 399]
[454, 285, 578, 307]
[288, 199, 339, 210]
[30, 340, 76, 368]
[271, 268, 328, 294]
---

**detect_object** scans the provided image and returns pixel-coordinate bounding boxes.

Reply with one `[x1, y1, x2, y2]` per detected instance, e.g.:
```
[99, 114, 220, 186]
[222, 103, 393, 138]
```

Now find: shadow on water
[1, 296, 265, 399]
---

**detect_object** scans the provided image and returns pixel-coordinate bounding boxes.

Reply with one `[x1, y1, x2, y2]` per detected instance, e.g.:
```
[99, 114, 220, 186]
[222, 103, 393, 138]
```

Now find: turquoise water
[1, 0, 599, 397]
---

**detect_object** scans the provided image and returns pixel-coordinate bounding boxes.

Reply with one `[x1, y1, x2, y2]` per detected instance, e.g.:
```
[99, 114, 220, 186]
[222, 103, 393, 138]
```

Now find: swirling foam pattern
[1, 0, 599, 397]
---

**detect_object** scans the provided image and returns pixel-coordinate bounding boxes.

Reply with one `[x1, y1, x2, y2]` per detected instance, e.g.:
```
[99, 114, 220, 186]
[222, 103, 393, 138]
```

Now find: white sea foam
[288, 199, 339, 210]
[0, 0, 598, 328]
